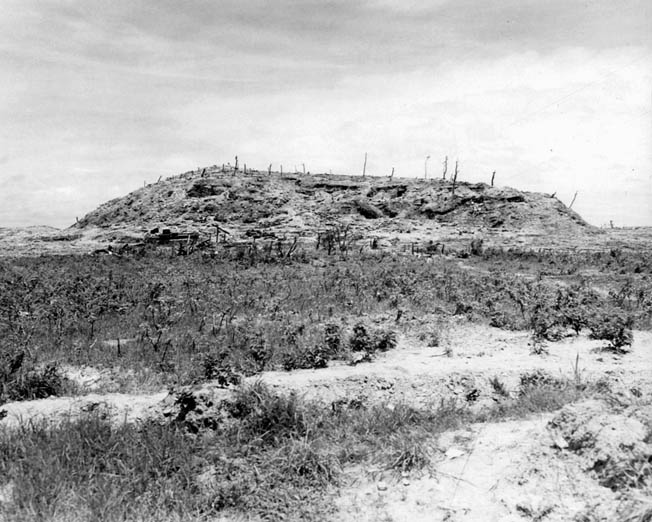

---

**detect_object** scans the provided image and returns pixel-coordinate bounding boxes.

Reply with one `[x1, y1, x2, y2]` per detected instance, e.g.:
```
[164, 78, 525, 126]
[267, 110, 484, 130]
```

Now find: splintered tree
[362, 152, 368, 178]
[569, 191, 578, 209]
[234, 156, 239, 172]
[452, 160, 459, 197]
[442, 156, 448, 180]
[491, 170, 496, 187]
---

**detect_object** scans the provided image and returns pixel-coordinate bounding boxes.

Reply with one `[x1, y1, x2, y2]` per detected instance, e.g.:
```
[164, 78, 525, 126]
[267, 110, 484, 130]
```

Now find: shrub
[372, 328, 397, 352]
[280, 344, 329, 371]
[349, 323, 397, 355]
[349, 323, 372, 353]
[489, 376, 510, 398]
[278, 322, 342, 371]
[201, 353, 241, 388]
[1, 360, 71, 405]
[518, 370, 564, 396]
[323, 322, 342, 357]
[589, 313, 634, 352]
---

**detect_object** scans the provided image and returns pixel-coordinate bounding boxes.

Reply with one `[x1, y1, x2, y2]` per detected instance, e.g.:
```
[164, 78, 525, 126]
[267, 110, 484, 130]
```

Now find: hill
[73, 165, 596, 252]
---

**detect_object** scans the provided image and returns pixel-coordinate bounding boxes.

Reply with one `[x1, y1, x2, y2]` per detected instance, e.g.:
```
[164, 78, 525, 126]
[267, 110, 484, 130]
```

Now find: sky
[0, 0, 650, 228]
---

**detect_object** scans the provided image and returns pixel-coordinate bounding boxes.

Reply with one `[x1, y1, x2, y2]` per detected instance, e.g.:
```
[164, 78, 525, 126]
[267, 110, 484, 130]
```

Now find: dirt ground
[1, 323, 650, 521]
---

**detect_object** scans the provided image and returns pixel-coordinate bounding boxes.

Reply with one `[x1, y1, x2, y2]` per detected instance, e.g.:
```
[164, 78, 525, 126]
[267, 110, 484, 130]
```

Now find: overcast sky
[1, 0, 650, 228]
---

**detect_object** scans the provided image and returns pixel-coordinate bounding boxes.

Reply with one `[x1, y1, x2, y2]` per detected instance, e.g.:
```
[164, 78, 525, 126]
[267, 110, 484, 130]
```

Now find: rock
[552, 435, 569, 450]
[349, 352, 372, 366]
[354, 199, 384, 219]
[445, 447, 465, 459]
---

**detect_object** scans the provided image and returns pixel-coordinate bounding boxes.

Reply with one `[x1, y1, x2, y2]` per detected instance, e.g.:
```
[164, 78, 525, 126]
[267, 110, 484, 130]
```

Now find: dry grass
[0, 375, 608, 522]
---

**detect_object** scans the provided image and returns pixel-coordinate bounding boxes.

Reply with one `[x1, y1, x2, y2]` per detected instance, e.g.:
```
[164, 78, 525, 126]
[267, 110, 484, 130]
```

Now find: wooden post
[362, 152, 367, 178]
[569, 191, 578, 209]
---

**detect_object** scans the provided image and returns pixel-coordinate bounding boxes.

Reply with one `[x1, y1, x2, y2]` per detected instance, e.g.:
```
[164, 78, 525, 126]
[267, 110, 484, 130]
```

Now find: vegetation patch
[0, 376, 614, 521]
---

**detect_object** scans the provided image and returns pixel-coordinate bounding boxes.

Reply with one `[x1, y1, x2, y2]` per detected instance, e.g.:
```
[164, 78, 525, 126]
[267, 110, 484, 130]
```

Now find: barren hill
[73, 165, 596, 252]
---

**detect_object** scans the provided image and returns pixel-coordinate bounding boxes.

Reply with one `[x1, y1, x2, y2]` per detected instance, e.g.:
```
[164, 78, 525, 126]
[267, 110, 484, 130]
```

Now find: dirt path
[2, 324, 649, 429]
[259, 324, 652, 409]
[0, 391, 169, 429]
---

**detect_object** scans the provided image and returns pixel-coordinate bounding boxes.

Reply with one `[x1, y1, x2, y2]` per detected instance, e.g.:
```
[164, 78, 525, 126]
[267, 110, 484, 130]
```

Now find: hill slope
[74, 165, 596, 250]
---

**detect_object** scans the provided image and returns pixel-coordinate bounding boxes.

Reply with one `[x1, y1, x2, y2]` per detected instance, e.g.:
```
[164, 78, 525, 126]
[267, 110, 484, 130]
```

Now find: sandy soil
[1, 323, 650, 521]
[333, 413, 627, 522]
[259, 323, 652, 409]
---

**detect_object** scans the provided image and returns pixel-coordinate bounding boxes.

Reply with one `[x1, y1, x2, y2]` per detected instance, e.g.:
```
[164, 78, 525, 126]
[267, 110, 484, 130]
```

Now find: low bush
[349, 323, 397, 355]
[200, 353, 241, 387]
[0, 355, 72, 405]
[589, 312, 634, 352]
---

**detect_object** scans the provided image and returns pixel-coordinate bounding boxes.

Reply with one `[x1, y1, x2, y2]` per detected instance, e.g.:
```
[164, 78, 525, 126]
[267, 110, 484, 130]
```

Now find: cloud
[0, 1, 650, 227]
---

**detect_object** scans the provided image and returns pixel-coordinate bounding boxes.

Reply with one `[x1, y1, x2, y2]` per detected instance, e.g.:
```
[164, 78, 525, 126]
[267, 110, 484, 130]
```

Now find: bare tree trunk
[443, 156, 448, 180]
[452, 160, 459, 197]
[362, 152, 367, 178]
[569, 191, 578, 209]
[268, 164, 272, 175]
[390, 167, 394, 179]
[491, 170, 496, 187]
[234, 156, 239, 172]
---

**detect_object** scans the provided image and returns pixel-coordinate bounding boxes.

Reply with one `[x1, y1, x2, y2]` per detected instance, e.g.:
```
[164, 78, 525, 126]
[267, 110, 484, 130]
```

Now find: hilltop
[71, 165, 597, 252]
